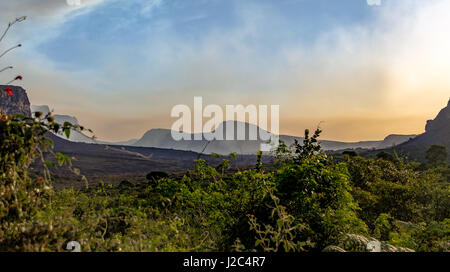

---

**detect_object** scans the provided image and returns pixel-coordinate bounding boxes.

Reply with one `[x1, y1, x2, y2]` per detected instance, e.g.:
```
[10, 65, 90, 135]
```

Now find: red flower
[15, 75, 23, 81]
[4, 87, 13, 96]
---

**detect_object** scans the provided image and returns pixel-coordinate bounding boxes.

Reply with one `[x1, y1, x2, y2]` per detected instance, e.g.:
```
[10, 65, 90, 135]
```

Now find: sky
[0, 0, 449, 142]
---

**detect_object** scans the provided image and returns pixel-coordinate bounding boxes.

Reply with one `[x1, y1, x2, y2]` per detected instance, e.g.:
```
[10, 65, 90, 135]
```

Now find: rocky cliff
[425, 99, 450, 134]
[402, 99, 450, 148]
[0, 85, 31, 116]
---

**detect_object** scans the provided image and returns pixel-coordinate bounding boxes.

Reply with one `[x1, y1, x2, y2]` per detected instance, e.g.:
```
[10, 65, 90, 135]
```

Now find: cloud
[367, 0, 382, 6]
[2, 0, 450, 142]
[0, 0, 104, 18]
[140, 0, 164, 16]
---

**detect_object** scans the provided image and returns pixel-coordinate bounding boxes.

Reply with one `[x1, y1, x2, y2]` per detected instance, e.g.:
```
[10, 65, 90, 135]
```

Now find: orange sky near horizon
[4, 0, 450, 142]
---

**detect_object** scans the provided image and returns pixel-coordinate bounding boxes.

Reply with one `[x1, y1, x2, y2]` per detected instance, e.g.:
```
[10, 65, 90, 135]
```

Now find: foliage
[273, 128, 367, 249]
[0, 110, 86, 251]
[426, 145, 448, 168]
[1, 15, 447, 252]
[0, 113, 448, 251]
[344, 152, 449, 251]
[246, 183, 311, 252]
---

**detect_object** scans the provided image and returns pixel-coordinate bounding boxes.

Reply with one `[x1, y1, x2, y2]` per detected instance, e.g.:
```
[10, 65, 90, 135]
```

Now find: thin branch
[0, 66, 13, 73]
[0, 44, 22, 59]
[5, 75, 22, 85]
[197, 139, 215, 160]
[0, 16, 26, 43]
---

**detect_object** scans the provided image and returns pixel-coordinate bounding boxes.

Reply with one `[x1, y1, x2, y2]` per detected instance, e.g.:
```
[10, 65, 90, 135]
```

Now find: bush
[0, 113, 447, 252]
[0, 111, 78, 251]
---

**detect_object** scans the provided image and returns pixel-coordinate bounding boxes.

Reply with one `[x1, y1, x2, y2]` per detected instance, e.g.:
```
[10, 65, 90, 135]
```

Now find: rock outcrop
[402, 99, 450, 149]
[325, 233, 415, 252]
[0, 85, 31, 116]
[425, 99, 450, 133]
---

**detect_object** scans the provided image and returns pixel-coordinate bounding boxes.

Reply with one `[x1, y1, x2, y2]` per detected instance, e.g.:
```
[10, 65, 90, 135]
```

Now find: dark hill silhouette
[41, 133, 258, 177]
[400, 99, 450, 149]
[360, 99, 450, 162]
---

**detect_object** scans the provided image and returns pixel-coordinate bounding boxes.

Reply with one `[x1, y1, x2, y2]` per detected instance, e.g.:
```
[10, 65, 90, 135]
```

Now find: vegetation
[0, 110, 87, 251]
[0, 16, 448, 252]
[0, 114, 448, 252]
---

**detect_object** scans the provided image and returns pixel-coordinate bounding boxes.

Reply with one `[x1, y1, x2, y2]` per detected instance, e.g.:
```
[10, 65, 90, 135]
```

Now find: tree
[376, 151, 395, 162]
[274, 128, 367, 249]
[342, 150, 358, 158]
[425, 145, 448, 168]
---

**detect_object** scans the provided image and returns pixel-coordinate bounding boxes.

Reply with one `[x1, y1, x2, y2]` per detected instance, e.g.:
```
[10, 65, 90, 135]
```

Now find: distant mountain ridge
[31, 105, 98, 144]
[30, 105, 138, 146]
[134, 120, 416, 154]
[2, 88, 417, 155]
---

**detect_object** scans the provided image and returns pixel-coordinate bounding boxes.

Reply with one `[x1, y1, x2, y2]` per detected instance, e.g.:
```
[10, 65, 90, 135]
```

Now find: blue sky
[38, 0, 377, 72]
[1, 0, 449, 141]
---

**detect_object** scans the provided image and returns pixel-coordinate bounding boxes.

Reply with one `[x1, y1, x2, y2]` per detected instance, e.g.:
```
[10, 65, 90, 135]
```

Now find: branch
[0, 16, 26, 43]
[0, 66, 13, 73]
[5, 75, 23, 85]
[0, 44, 21, 59]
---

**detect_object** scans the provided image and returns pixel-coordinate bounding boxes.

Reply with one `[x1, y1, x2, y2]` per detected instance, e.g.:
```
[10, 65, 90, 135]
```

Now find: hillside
[395, 100, 450, 161]
[402, 100, 450, 148]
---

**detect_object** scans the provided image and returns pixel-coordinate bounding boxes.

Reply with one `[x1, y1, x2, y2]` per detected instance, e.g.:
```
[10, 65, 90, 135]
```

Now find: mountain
[135, 120, 416, 154]
[401, 99, 450, 148]
[381, 134, 417, 147]
[30, 105, 138, 146]
[31, 105, 98, 144]
[42, 133, 231, 180]
[108, 138, 138, 146]
[2, 86, 417, 156]
[134, 121, 274, 154]
[0, 85, 31, 116]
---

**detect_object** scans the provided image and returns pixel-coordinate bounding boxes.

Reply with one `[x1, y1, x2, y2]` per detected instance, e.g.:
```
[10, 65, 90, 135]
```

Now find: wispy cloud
[0, 0, 104, 18]
[1, 0, 449, 141]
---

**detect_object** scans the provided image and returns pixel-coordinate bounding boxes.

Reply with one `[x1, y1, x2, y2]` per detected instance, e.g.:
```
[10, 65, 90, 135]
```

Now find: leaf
[277, 219, 283, 229]
[44, 160, 56, 168]
[53, 123, 60, 133]
[64, 128, 71, 139]
[55, 152, 71, 166]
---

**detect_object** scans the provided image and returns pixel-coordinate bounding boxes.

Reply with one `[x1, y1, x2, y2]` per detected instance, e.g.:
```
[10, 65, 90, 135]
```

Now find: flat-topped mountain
[134, 120, 416, 154]
[2, 86, 419, 155]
